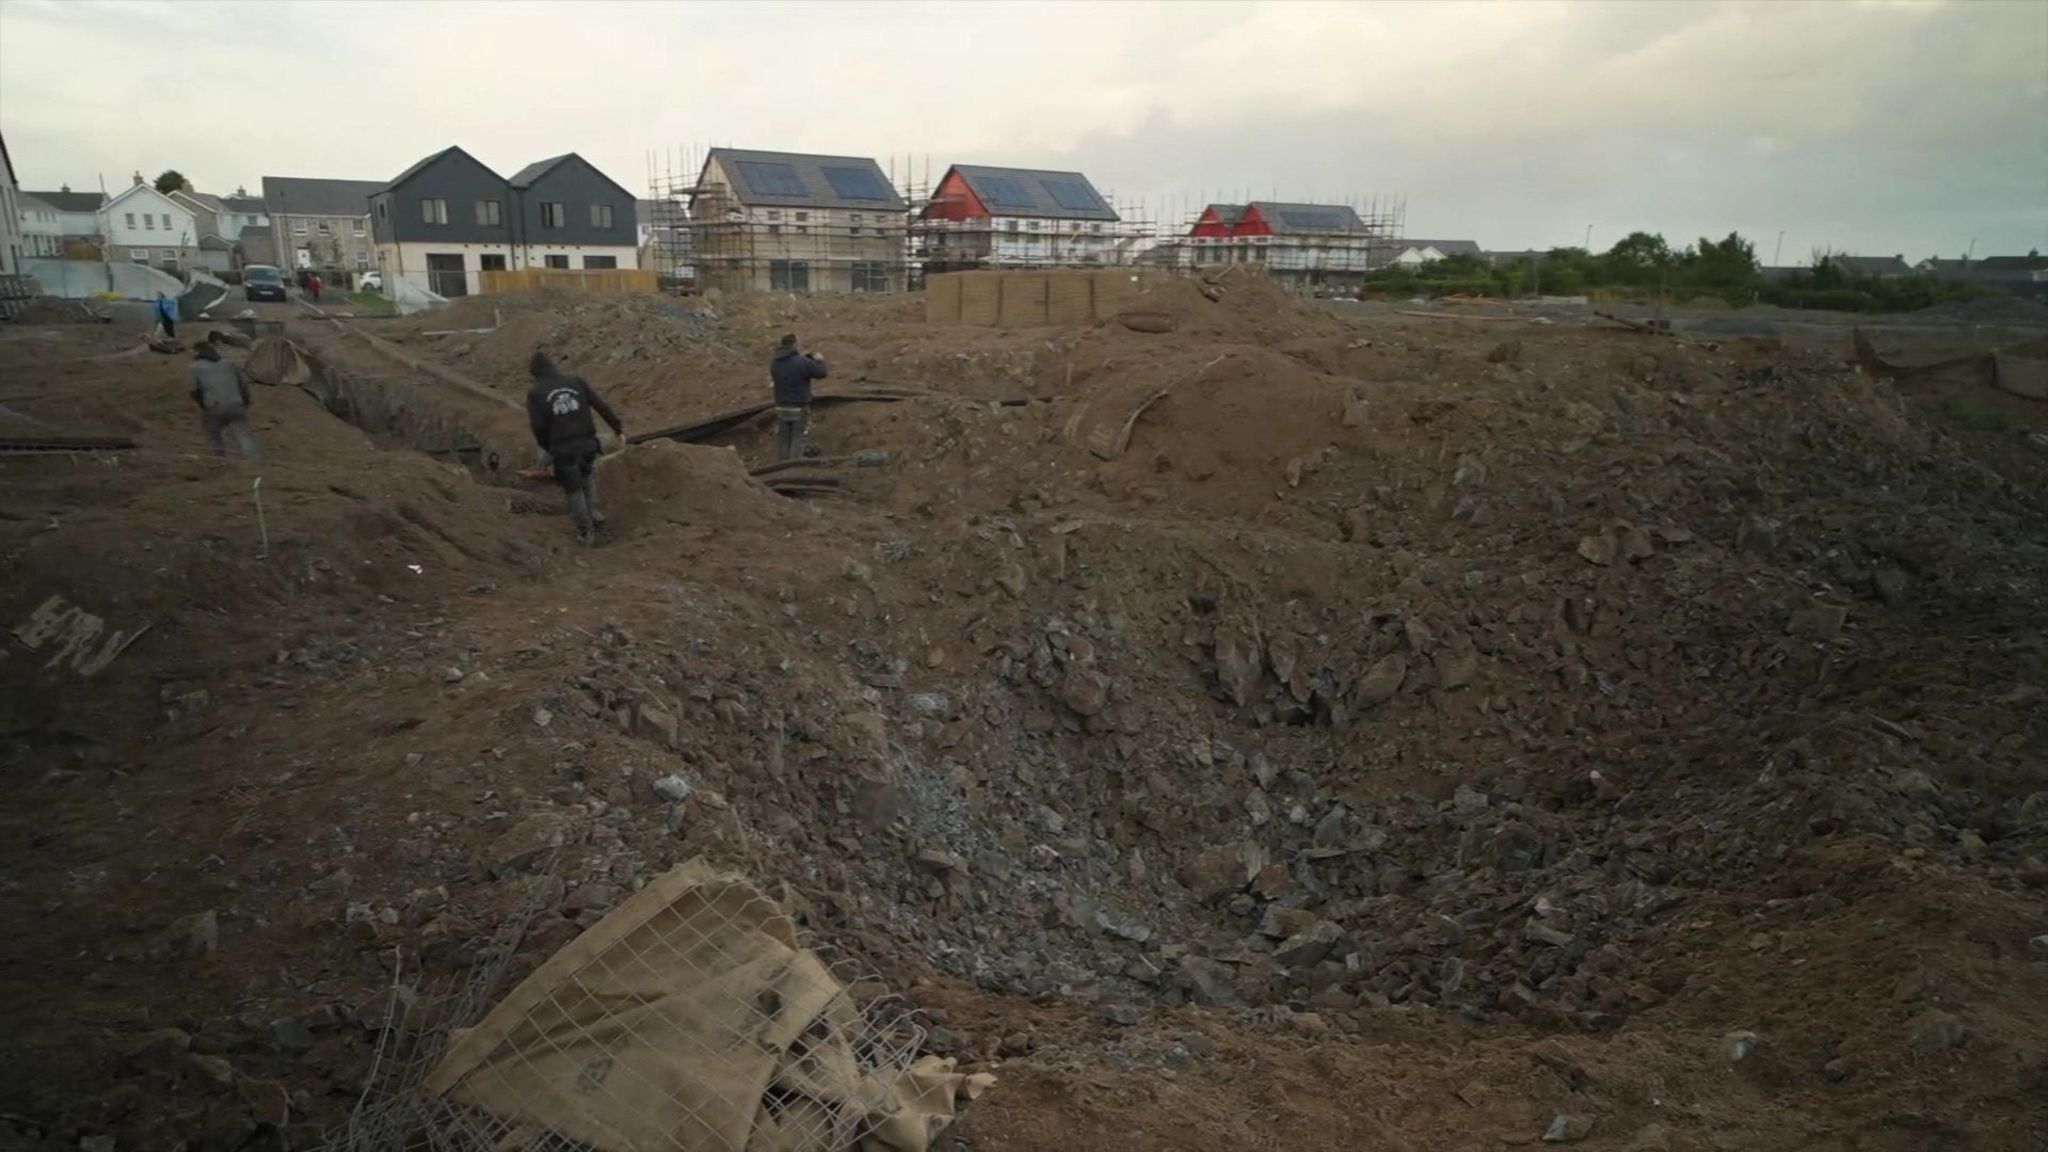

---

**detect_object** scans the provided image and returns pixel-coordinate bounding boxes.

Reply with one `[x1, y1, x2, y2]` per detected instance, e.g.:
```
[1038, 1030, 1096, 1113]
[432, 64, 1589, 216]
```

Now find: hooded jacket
[153, 296, 179, 325]
[770, 346, 828, 406]
[527, 369, 623, 456]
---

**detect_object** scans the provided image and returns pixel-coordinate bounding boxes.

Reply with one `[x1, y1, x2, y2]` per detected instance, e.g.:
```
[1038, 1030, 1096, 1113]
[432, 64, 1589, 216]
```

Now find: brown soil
[1, 279, 2044, 1152]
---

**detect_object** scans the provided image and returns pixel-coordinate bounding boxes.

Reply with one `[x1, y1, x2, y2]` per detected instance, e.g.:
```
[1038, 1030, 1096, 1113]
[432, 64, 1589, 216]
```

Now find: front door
[425, 253, 467, 298]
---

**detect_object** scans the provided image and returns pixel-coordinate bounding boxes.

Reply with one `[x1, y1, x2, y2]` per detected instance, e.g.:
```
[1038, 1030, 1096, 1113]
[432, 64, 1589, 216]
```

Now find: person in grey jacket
[188, 342, 258, 457]
[769, 333, 828, 461]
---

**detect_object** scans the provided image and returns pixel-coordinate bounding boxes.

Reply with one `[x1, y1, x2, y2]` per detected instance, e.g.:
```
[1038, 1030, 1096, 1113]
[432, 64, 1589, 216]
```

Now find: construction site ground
[2, 278, 2045, 1152]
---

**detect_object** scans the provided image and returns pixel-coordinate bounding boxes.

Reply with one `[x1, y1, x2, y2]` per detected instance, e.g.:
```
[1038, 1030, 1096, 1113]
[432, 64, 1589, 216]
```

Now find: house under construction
[668, 148, 907, 294]
[913, 164, 1148, 272]
[1174, 198, 1404, 293]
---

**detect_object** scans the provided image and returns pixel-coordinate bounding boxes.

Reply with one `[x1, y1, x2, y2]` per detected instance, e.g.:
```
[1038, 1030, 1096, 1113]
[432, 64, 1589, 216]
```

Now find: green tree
[153, 169, 188, 194]
[1603, 231, 1672, 286]
[1687, 232, 1759, 290]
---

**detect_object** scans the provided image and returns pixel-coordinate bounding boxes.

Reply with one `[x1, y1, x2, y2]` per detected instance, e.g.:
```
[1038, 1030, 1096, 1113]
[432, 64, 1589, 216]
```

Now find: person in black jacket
[768, 333, 828, 461]
[525, 351, 624, 542]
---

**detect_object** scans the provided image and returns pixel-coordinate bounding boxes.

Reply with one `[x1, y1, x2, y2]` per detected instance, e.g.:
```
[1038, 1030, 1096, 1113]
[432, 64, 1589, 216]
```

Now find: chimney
[60, 183, 70, 193]
[132, 170, 144, 187]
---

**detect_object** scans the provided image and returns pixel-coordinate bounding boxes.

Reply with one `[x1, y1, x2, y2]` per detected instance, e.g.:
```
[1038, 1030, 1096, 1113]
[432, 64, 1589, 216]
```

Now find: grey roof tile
[703, 148, 905, 211]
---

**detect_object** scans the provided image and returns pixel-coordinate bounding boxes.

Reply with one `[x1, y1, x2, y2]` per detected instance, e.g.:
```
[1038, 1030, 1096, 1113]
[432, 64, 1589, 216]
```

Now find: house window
[351, 220, 365, 236]
[582, 255, 618, 269]
[851, 261, 889, 293]
[794, 211, 808, 223]
[356, 254, 369, 268]
[589, 204, 613, 228]
[767, 224, 782, 236]
[144, 215, 154, 230]
[1005, 220, 1019, 233]
[768, 259, 809, 291]
[318, 221, 332, 235]
[1091, 223, 1105, 234]
[541, 203, 566, 227]
[796, 225, 809, 234]
[376, 202, 387, 220]
[157, 248, 176, 261]
[766, 210, 781, 221]
[475, 200, 501, 226]
[129, 248, 149, 262]
[480, 254, 507, 272]
[543, 254, 569, 269]
[849, 213, 863, 224]
[294, 220, 308, 235]
[848, 227, 861, 237]
[422, 199, 449, 224]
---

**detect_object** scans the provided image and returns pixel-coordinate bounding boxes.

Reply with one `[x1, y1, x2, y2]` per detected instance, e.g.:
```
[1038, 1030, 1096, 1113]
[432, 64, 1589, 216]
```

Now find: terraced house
[915, 164, 1122, 271]
[369, 146, 639, 298]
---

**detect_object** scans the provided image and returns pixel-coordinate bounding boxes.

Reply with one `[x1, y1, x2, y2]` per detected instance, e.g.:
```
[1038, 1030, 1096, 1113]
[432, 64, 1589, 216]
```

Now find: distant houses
[1181, 202, 1400, 293]
[99, 178, 202, 276]
[263, 176, 383, 273]
[687, 148, 907, 294]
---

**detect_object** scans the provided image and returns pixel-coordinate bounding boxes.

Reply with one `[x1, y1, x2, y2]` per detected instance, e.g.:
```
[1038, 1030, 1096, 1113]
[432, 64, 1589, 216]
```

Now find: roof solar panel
[1277, 208, 1353, 231]
[1042, 178, 1104, 212]
[820, 165, 892, 200]
[734, 161, 807, 197]
[974, 175, 1036, 210]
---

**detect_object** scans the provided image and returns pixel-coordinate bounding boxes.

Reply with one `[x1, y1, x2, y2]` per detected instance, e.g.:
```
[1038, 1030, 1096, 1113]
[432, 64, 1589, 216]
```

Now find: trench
[296, 345, 532, 479]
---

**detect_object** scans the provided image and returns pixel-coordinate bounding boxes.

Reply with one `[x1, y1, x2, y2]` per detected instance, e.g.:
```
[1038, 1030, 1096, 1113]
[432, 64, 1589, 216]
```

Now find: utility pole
[1583, 224, 1593, 252]
[1773, 231, 1785, 266]
[1966, 237, 1977, 262]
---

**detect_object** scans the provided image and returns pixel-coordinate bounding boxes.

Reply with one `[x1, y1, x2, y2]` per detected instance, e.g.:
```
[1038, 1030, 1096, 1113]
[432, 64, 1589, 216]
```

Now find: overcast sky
[2, 0, 2042, 261]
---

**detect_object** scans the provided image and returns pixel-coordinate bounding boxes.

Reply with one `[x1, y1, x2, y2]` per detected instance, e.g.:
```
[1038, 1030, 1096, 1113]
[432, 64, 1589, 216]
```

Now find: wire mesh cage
[325, 861, 942, 1152]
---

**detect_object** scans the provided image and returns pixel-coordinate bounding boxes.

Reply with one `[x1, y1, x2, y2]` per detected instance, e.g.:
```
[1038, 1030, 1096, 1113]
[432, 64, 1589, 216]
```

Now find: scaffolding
[648, 144, 1407, 299]
[1168, 193, 1407, 295]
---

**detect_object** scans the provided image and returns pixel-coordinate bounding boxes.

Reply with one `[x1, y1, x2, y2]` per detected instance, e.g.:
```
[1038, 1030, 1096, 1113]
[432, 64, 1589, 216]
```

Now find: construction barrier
[479, 268, 657, 296]
[926, 269, 1158, 328]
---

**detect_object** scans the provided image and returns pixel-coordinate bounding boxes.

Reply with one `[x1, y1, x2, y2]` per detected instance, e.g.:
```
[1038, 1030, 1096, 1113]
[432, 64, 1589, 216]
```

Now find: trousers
[553, 450, 602, 534]
[202, 409, 258, 457]
[774, 404, 810, 462]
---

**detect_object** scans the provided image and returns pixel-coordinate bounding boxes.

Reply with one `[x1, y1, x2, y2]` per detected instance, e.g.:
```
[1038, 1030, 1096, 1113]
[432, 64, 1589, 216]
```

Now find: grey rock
[271, 1017, 316, 1053]
[1059, 668, 1112, 717]
[1723, 1028, 1759, 1063]
[907, 692, 951, 718]
[1788, 603, 1848, 640]
[1180, 957, 1243, 1007]
[1259, 906, 1317, 940]
[1453, 784, 1489, 815]
[1356, 654, 1406, 707]
[1313, 806, 1345, 848]
[1873, 567, 1909, 607]
[157, 910, 219, 959]
[441, 666, 464, 684]
[1542, 1114, 1595, 1144]
[1823, 1057, 1851, 1083]
[651, 774, 693, 803]
[1906, 1008, 1966, 1051]
[1101, 1004, 1141, 1027]
[1523, 919, 1576, 949]
[1737, 515, 1778, 555]
[1452, 455, 1488, 489]
[923, 1026, 964, 1054]
[2030, 933, 2048, 955]
[1274, 920, 1344, 969]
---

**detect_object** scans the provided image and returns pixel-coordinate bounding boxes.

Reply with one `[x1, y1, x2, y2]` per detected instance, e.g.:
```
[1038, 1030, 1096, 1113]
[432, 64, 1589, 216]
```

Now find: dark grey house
[368, 146, 516, 297]
[506, 153, 638, 271]
[370, 146, 642, 298]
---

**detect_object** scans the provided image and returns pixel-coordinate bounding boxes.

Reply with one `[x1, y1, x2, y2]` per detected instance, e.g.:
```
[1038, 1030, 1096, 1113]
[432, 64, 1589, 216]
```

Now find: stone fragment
[1788, 603, 1848, 640]
[1356, 654, 1406, 707]
[1274, 920, 1344, 968]
[1543, 1114, 1595, 1144]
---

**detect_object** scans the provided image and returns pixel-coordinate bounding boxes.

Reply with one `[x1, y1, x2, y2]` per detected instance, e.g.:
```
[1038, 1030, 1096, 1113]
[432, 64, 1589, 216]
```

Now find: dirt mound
[1109, 268, 1347, 344]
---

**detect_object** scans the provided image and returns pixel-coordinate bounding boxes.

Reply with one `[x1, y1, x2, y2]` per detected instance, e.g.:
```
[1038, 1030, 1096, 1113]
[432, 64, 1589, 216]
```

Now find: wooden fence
[479, 268, 658, 296]
[925, 269, 1158, 328]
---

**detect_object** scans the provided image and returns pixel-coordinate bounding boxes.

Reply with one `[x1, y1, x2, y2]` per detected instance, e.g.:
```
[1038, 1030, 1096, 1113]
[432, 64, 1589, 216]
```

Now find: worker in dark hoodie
[526, 351, 625, 543]
[188, 341, 258, 457]
[769, 332, 828, 461]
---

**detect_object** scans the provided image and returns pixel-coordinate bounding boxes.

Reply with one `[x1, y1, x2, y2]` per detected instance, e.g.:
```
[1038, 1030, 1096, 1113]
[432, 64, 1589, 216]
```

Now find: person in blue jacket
[152, 292, 179, 340]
